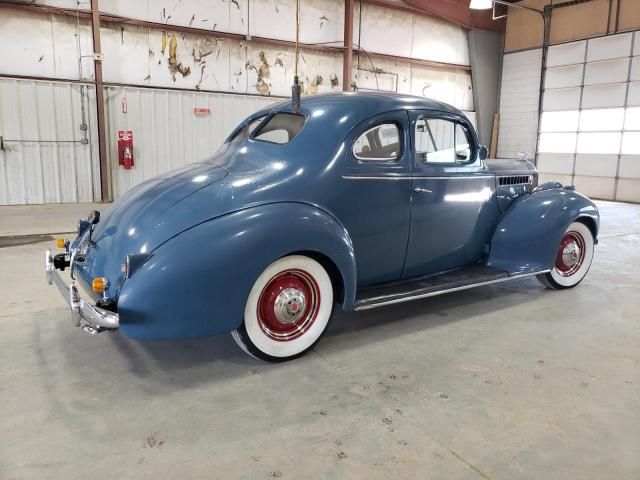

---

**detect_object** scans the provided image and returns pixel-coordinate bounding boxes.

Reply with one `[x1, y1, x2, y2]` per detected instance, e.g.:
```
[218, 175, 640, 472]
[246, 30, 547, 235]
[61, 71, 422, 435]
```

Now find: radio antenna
[291, 0, 301, 113]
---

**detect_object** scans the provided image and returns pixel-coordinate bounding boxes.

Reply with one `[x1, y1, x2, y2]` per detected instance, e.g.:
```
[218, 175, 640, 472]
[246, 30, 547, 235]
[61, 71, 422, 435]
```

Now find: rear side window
[353, 123, 402, 161]
[253, 113, 305, 144]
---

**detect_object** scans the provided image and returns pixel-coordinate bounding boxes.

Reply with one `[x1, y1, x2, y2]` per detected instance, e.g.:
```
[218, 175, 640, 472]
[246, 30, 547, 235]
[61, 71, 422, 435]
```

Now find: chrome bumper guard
[45, 249, 119, 331]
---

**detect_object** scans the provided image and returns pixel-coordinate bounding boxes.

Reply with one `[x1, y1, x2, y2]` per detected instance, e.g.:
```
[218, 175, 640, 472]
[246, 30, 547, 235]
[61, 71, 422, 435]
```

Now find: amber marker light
[92, 277, 109, 293]
[55, 238, 67, 249]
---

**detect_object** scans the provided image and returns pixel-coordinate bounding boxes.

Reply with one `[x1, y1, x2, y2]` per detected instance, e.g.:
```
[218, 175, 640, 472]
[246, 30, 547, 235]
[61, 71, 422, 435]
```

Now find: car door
[402, 110, 499, 279]
[336, 111, 412, 286]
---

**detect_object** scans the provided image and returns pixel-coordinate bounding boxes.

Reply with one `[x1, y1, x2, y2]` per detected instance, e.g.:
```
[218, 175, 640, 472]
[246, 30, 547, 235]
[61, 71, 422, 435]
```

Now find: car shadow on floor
[95, 277, 548, 387]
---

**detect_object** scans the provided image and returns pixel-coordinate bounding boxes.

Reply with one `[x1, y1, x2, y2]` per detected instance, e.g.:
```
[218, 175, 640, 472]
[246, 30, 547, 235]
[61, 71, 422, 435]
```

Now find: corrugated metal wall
[105, 86, 276, 198]
[0, 78, 99, 204]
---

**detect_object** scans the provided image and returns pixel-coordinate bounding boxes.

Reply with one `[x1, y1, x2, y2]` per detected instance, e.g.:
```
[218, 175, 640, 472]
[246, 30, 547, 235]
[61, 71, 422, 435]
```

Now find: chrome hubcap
[561, 242, 581, 267]
[274, 288, 307, 324]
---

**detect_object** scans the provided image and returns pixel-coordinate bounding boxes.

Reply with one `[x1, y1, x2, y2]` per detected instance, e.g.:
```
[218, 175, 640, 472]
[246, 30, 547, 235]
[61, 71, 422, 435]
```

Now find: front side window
[416, 118, 472, 164]
[252, 113, 305, 144]
[353, 123, 402, 161]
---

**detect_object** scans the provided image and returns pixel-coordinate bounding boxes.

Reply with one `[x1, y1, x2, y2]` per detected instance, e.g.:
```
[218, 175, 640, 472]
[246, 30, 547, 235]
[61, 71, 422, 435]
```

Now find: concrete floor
[1, 201, 639, 479]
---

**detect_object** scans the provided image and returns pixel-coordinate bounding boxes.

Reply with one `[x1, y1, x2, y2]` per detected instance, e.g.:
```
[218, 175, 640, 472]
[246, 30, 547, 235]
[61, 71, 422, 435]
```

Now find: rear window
[228, 115, 265, 143]
[252, 113, 305, 144]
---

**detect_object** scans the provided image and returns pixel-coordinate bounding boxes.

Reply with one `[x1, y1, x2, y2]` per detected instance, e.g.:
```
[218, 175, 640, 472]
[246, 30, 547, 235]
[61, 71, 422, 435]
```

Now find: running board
[353, 266, 549, 311]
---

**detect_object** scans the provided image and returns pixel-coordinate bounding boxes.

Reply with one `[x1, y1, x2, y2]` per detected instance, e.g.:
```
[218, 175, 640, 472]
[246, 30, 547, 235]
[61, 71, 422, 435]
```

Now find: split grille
[498, 175, 532, 186]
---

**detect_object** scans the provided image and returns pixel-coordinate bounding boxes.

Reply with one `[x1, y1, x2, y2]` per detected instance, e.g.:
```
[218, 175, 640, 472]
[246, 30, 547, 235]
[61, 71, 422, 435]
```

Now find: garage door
[538, 31, 640, 203]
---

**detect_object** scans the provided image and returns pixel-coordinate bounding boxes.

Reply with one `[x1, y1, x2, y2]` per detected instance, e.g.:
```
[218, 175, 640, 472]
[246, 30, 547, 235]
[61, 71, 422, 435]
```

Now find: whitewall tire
[232, 255, 334, 362]
[537, 221, 594, 290]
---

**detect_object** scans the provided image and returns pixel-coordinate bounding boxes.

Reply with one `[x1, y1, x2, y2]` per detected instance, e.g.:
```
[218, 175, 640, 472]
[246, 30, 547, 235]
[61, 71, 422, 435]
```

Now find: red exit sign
[193, 107, 210, 116]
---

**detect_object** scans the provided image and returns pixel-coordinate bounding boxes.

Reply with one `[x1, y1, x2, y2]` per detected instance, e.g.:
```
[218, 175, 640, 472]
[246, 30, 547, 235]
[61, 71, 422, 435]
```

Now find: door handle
[413, 187, 432, 194]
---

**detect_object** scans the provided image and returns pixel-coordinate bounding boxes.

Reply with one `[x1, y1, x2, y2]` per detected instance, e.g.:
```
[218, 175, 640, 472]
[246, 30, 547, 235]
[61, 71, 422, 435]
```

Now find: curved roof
[233, 91, 468, 146]
[297, 91, 462, 115]
[262, 91, 463, 119]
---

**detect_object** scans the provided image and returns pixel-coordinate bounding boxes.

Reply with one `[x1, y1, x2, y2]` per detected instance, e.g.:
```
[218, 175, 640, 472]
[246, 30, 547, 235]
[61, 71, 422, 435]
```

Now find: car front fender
[116, 202, 356, 339]
[487, 187, 599, 275]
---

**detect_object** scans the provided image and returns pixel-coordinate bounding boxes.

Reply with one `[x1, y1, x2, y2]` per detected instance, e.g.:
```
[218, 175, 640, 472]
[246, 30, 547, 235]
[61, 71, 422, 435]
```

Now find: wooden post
[90, 0, 110, 202]
[343, 0, 354, 91]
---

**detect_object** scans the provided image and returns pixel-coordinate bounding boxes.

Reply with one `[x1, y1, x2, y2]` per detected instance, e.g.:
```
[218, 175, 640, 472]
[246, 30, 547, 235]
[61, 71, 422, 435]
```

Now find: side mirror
[478, 145, 488, 161]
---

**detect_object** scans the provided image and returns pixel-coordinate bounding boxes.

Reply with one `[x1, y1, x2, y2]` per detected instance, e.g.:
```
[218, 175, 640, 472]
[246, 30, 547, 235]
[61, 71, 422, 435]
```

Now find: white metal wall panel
[573, 175, 616, 200]
[581, 83, 628, 108]
[356, 4, 413, 59]
[354, 3, 470, 65]
[409, 66, 473, 111]
[618, 155, 640, 179]
[545, 64, 584, 89]
[538, 173, 573, 185]
[0, 11, 94, 81]
[99, 0, 246, 36]
[631, 57, 640, 81]
[584, 58, 630, 85]
[0, 79, 98, 205]
[546, 41, 586, 68]
[574, 154, 619, 177]
[543, 87, 581, 111]
[250, 0, 343, 45]
[537, 153, 574, 175]
[497, 49, 542, 159]
[628, 82, 640, 105]
[586, 32, 633, 62]
[410, 14, 470, 65]
[105, 86, 276, 199]
[616, 178, 640, 202]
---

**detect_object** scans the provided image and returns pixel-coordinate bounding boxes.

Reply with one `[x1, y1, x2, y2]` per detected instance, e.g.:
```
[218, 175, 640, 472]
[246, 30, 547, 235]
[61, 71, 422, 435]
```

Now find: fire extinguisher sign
[118, 130, 134, 170]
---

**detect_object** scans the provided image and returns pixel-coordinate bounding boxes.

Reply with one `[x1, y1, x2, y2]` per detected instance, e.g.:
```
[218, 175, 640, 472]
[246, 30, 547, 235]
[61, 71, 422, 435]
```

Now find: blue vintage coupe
[46, 92, 599, 361]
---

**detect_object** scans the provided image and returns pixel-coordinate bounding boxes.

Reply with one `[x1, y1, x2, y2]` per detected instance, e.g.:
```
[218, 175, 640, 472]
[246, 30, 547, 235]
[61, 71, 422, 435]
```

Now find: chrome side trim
[342, 175, 411, 180]
[353, 270, 550, 311]
[343, 175, 494, 181]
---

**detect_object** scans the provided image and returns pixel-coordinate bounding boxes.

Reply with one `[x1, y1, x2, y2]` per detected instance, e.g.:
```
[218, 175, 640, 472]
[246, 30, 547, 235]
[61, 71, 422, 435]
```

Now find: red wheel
[256, 269, 321, 342]
[554, 231, 586, 277]
[232, 255, 334, 361]
[537, 221, 595, 290]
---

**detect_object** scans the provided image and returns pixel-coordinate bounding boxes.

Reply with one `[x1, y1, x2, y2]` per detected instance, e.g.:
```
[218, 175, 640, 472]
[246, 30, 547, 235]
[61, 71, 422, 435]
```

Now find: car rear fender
[487, 187, 599, 275]
[116, 202, 356, 339]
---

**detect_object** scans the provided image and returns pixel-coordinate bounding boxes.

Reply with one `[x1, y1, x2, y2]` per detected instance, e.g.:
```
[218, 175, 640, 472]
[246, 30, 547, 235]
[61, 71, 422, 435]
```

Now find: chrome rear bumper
[45, 249, 119, 331]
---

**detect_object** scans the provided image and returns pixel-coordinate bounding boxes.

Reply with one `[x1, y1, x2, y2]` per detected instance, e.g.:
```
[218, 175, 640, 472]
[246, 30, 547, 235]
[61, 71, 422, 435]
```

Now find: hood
[75, 162, 230, 295]
[485, 158, 537, 176]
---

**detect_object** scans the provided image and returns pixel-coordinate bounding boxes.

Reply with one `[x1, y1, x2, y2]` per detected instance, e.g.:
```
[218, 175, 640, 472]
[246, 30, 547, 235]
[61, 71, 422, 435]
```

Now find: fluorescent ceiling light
[469, 0, 493, 9]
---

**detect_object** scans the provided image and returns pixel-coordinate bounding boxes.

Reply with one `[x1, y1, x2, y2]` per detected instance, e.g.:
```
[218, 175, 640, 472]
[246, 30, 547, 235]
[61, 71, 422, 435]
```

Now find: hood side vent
[498, 175, 533, 186]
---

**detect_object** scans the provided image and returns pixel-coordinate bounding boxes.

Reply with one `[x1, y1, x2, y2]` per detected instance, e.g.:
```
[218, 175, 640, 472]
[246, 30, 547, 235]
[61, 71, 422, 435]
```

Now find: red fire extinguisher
[117, 130, 134, 170]
[122, 146, 133, 170]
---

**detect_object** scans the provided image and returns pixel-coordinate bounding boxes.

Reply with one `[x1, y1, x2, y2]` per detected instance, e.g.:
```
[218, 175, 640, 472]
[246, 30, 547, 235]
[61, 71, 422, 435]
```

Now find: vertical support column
[534, 6, 552, 167]
[90, 0, 110, 202]
[343, 0, 354, 92]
